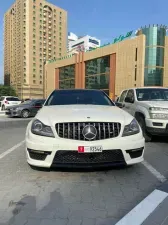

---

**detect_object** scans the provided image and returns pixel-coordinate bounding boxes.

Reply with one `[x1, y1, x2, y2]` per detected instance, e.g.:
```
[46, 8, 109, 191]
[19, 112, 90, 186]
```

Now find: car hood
[34, 105, 134, 126]
[138, 101, 168, 109]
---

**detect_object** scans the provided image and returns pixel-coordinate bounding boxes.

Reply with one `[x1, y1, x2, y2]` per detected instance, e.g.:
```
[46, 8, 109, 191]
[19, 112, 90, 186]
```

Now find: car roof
[54, 89, 103, 93]
[1, 96, 18, 98]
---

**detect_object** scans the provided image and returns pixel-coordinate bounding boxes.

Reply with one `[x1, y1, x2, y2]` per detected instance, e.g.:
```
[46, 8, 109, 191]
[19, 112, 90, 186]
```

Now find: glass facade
[59, 65, 75, 89]
[85, 56, 110, 94]
[140, 25, 166, 86]
[144, 68, 163, 86]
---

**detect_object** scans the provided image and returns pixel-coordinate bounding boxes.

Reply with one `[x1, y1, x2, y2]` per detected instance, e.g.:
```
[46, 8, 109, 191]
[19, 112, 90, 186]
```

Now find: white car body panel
[26, 104, 145, 168]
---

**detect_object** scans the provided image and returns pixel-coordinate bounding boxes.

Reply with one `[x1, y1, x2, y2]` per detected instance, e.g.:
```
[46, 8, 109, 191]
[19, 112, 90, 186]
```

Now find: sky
[0, 0, 168, 84]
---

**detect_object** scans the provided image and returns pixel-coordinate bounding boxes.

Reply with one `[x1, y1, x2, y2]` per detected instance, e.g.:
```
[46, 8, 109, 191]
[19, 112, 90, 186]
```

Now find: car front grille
[53, 150, 125, 165]
[55, 122, 121, 141]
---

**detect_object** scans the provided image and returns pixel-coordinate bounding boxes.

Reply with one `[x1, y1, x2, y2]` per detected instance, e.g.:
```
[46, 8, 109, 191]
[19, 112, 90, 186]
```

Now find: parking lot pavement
[0, 125, 167, 225]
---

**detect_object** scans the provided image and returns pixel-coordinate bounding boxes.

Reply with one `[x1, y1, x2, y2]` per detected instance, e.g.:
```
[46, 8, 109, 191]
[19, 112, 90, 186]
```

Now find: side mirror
[125, 97, 134, 104]
[115, 102, 125, 108]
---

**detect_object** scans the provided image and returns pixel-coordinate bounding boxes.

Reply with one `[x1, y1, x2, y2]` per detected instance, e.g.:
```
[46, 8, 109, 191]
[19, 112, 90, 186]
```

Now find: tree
[0, 85, 17, 97]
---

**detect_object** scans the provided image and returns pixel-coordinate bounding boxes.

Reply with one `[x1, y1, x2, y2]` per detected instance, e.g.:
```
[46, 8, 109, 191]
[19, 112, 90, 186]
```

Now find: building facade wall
[45, 34, 146, 99]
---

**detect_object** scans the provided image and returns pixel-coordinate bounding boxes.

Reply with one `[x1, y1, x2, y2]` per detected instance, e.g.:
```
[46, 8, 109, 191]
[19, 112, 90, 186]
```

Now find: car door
[123, 89, 135, 116]
[31, 101, 44, 116]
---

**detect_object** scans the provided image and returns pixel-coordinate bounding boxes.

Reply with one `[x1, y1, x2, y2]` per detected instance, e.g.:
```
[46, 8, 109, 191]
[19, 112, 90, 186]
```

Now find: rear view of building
[4, 0, 67, 99]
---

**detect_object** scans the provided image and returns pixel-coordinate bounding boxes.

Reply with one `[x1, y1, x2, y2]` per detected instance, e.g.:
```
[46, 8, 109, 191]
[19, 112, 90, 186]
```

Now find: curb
[0, 119, 32, 128]
[115, 180, 168, 225]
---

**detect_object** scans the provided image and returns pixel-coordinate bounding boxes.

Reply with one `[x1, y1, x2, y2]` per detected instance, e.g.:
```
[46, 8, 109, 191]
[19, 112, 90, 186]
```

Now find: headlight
[31, 119, 55, 138]
[149, 107, 168, 112]
[150, 113, 168, 119]
[122, 119, 140, 137]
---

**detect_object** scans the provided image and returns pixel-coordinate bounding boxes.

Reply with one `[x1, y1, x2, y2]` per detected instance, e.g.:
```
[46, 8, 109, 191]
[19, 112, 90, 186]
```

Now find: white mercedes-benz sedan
[25, 89, 145, 169]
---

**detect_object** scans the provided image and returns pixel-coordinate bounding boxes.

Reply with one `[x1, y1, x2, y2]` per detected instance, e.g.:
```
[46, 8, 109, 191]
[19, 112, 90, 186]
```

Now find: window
[33, 5, 35, 9]
[45, 90, 114, 106]
[33, 80, 36, 84]
[136, 88, 168, 101]
[135, 68, 137, 81]
[33, 74, 36, 78]
[89, 39, 99, 45]
[33, 63, 36, 67]
[33, 57, 36, 61]
[135, 48, 138, 61]
[125, 90, 135, 103]
[119, 90, 128, 103]
[33, 69, 36, 72]
[33, 22, 35, 26]
[33, 17, 36, 21]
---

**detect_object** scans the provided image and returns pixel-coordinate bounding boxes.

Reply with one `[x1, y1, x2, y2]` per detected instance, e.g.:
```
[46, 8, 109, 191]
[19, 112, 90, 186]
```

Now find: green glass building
[137, 25, 167, 86]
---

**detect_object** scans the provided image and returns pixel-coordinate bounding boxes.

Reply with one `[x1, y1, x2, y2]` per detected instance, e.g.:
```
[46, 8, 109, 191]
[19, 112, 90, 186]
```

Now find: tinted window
[45, 90, 114, 106]
[6, 97, 20, 101]
[125, 90, 134, 101]
[119, 90, 127, 103]
[136, 88, 168, 101]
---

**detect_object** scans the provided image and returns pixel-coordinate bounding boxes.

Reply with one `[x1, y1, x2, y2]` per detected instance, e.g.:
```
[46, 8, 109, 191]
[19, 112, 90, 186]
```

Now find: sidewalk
[116, 181, 168, 225]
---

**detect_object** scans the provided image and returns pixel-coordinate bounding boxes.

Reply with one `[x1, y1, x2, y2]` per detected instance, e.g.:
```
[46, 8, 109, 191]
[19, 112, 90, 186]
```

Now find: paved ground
[0, 119, 168, 225]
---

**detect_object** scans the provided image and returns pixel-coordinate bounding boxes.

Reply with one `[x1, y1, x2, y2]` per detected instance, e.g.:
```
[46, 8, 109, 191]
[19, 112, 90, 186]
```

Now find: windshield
[136, 88, 168, 101]
[6, 97, 20, 101]
[45, 90, 114, 106]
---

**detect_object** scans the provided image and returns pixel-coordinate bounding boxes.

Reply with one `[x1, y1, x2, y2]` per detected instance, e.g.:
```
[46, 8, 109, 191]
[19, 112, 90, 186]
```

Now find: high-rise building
[68, 34, 100, 54]
[4, 0, 67, 99]
[67, 32, 78, 52]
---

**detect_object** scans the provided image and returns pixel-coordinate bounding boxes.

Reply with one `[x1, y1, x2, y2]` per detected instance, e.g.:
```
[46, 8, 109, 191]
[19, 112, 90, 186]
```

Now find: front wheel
[21, 109, 29, 118]
[136, 116, 152, 142]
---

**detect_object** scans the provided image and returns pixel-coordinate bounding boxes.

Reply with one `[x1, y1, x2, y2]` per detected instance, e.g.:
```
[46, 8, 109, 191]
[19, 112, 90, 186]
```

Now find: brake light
[5, 101, 9, 104]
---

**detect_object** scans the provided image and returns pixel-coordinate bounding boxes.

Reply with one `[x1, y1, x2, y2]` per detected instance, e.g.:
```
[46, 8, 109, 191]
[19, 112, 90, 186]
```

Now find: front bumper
[145, 118, 168, 135]
[26, 124, 145, 168]
[5, 109, 21, 117]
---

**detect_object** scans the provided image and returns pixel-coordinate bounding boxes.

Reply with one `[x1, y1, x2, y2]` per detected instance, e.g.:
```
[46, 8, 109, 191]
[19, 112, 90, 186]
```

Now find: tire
[1, 105, 5, 111]
[21, 109, 30, 118]
[136, 116, 152, 142]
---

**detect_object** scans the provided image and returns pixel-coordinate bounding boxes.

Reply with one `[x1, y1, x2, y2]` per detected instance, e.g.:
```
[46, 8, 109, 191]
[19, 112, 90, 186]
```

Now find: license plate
[78, 146, 103, 153]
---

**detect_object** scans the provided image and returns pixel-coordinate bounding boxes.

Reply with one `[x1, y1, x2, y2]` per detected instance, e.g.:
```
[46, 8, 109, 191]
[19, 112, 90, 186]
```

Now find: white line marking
[142, 160, 167, 183]
[0, 140, 25, 159]
[116, 189, 168, 225]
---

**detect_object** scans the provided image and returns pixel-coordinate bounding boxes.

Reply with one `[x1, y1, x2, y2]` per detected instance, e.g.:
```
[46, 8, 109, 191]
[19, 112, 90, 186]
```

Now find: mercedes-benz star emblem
[82, 125, 97, 140]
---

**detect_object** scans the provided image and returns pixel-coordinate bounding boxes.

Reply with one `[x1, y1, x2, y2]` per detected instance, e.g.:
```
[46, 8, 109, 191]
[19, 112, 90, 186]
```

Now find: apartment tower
[4, 0, 67, 99]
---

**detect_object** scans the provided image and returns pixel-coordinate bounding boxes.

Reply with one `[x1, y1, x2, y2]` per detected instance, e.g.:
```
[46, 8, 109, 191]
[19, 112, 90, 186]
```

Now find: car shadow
[151, 136, 168, 143]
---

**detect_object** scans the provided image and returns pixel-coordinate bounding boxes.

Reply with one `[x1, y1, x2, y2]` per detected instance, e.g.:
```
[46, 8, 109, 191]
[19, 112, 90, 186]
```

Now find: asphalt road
[0, 118, 168, 225]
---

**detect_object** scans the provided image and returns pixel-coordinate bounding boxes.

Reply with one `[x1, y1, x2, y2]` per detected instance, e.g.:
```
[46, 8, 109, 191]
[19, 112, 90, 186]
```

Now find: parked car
[0, 96, 21, 110]
[25, 89, 145, 169]
[5, 99, 45, 118]
[116, 87, 168, 142]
